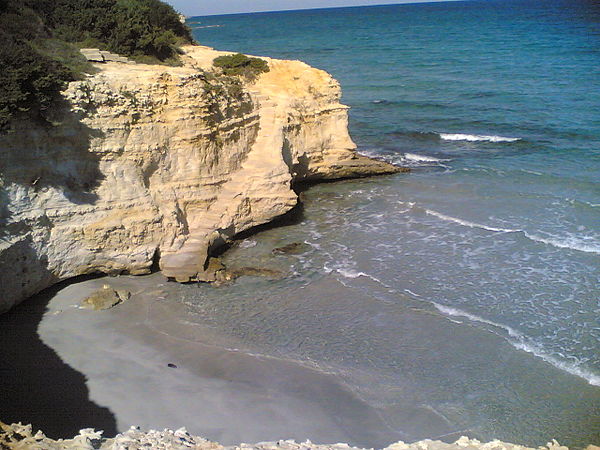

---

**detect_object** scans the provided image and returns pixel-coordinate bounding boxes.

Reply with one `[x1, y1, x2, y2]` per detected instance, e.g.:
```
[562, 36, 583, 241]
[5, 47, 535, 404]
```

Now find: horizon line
[186, 0, 471, 18]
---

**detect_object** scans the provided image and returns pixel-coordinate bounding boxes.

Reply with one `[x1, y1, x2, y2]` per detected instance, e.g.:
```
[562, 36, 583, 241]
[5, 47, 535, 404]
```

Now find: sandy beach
[4, 273, 410, 448]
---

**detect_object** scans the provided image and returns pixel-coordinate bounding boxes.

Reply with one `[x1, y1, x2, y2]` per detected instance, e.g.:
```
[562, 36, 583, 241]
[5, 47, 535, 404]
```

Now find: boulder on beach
[81, 285, 130, 311]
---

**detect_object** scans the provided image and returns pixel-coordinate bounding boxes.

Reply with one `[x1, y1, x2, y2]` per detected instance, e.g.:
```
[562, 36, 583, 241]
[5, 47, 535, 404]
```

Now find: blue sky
[166, 0, 458, 17]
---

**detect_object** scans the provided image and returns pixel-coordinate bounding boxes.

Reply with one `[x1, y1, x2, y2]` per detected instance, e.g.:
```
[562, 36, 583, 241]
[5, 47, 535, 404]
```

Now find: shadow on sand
[0, 278, 117, 439]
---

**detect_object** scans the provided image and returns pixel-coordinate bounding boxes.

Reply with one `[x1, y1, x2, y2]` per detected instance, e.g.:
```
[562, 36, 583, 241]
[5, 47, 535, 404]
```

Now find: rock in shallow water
[272, 242, 311, 255]
[228, 267, 285, 279]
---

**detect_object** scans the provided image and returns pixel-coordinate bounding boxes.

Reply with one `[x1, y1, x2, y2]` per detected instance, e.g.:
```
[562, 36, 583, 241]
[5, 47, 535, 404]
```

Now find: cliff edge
[0, 45, 401, 312]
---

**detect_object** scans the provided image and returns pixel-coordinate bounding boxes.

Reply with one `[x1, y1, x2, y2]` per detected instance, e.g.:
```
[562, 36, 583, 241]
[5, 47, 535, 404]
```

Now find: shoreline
[2, 176, 599, 448]
[29, 273, 406, 447]
[8, 264, 600, 448]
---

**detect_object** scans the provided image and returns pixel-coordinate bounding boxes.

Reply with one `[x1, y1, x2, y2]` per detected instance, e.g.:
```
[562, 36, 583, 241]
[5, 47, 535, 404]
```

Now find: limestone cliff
[0, 45, 400, 312]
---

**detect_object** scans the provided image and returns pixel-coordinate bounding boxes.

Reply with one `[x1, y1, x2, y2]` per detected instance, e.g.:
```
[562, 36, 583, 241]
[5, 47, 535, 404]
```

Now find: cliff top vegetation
[0, 0, 194, 133]
[213, 53, 270, 79]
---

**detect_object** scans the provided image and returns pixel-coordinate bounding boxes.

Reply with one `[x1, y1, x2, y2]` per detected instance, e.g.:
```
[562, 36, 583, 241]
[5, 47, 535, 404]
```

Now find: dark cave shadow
[0, 276, 118, 439]
[211, 202, 306, 258]
[233, 202, 305, 241]
[211, 172, 386, 259]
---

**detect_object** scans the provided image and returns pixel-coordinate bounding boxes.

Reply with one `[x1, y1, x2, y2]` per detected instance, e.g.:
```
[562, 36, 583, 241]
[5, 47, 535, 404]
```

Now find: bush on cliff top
[0, 0, 193, 132]
[213, 53, 270, 79]
[44, 0, 193, 61]
[0, 32, 73, 133]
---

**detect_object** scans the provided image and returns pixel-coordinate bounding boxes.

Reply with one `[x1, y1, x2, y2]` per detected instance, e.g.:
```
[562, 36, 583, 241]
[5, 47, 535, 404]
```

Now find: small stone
[167, 363, 178, 368]
[80, 48, 105, 62]
[82, 287, 126, 310]
[116, 290, 131, 302]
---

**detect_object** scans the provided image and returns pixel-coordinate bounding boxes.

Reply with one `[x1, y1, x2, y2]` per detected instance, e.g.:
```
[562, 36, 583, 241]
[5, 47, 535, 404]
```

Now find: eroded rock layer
[0, 46, 400, 312]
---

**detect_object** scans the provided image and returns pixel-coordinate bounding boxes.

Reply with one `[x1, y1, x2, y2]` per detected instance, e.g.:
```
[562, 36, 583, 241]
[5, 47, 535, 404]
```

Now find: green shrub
[213, 53, 270, 79]
[44, 0, 192, 61]
[0, 32, 72, 132]
[0, 0, 194, 132]
[32, 38, 97, 79]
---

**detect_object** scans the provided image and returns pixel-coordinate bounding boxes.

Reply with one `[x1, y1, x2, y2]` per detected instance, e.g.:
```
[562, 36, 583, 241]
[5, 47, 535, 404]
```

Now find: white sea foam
[432, 302, 521, 337]
[305, 240, 321, 250]
[357, 149, 398, 165]
[191, 24, 223, 29]
[523, 232, 600, 255]
[425, 209, 519, 233]
[324, 263, 383, 283]
[403, 153, 449, 163]
[238, 239, 257, 249]
[433, 303, 600, 386]
[566, 198, 600, 209]
[512, 341, 600, 387]
[336, 268, 383, 284]
[425, 209, 600, 255]
[336, 268, 369, 278]
[439, 133, 521, 143]
[308, 230, 323, 240]
[521, 169, 544, 176]
[404, 288, 421, 298]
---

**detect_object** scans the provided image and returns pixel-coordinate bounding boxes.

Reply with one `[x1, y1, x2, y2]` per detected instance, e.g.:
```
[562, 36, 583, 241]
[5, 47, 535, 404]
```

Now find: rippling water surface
[182, 1, 600, 446]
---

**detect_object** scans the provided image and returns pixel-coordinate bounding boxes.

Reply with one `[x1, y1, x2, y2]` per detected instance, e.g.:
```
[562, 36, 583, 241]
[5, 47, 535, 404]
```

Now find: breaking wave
[439, 133, 521, 142]
[433, 303, 600, 386]
[425, 209, 519, 233]
[524, 232, 600, 255]
[403, 153, 449, 163]
[425, 209, 600, 255]
[323, 264, 383, 284]
[357, 149, 451, 169]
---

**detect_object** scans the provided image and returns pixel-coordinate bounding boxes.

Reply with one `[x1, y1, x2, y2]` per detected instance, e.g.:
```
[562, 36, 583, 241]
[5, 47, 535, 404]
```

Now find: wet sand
[32, 274, 405, 447]
[7, 268, 600, 448]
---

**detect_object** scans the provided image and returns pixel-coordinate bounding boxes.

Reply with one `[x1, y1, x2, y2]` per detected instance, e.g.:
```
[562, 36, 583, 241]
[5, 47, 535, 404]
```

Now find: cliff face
[0, 45, 399, 312]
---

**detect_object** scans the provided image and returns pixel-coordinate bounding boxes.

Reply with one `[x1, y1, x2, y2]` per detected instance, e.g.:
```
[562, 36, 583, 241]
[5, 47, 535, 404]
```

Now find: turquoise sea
[187, 1, 600, 447]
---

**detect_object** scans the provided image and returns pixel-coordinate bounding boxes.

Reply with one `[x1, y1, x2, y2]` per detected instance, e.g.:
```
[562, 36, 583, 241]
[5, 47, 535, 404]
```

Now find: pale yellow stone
[0, 45, 399, 312]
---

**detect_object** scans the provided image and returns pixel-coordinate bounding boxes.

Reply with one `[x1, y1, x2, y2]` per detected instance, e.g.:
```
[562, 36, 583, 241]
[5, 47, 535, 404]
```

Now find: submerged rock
[228, 267, 285, 280]
[81, 285, 130, 311]
[272, 242, 311, 255]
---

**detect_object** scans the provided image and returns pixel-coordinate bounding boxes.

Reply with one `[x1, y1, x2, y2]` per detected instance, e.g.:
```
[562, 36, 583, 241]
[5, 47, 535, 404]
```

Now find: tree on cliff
[0, 0, 194, 133]
[0, 32, 70, 133]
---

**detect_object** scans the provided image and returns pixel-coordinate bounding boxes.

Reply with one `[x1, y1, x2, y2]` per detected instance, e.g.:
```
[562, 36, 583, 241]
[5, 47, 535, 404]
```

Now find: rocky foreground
[1, 422, 588, 450]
